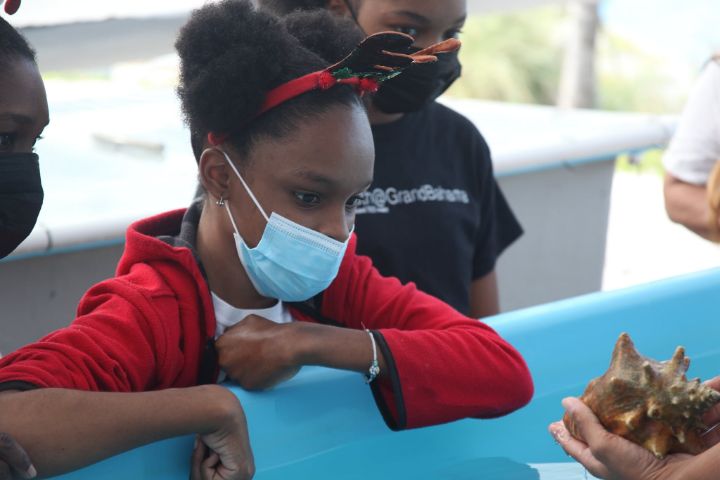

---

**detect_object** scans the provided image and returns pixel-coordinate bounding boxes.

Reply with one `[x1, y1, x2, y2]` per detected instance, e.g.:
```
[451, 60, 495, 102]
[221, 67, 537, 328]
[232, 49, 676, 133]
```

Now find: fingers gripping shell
[564, 333, 720, 458]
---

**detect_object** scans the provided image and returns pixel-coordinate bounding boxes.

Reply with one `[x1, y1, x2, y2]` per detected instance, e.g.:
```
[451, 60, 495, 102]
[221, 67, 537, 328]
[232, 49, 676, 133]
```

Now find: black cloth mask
[372, 48, 462, 114]
[0, 153, 44, 258]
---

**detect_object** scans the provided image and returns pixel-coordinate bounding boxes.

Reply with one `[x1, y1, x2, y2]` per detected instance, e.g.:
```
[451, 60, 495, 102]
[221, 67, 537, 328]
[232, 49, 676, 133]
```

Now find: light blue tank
[51, 268, 720, 479]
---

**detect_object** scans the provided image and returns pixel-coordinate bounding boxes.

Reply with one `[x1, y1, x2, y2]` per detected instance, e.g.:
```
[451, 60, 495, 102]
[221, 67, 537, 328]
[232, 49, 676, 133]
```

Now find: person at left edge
[0, 12, 45, 480]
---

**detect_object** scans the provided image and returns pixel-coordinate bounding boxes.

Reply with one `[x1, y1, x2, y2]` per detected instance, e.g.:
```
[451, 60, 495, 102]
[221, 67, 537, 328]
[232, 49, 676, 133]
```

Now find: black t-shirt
[354, 101, 523, 315]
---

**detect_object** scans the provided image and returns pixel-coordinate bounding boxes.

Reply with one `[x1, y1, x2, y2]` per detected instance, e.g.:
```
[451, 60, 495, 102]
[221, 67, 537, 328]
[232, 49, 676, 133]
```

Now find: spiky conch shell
[563, 333, 720, 458]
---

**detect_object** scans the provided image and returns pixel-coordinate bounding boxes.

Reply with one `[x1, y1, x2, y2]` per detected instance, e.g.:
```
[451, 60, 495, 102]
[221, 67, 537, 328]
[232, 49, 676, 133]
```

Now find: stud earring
[216, 195, 225, 207]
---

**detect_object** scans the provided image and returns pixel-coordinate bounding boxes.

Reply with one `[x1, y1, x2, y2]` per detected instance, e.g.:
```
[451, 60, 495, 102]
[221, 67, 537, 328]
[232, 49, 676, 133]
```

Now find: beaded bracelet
[365, 330, 380, 384]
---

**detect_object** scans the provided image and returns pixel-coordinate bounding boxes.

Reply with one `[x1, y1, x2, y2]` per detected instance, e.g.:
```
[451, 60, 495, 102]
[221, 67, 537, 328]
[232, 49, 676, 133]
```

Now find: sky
[601, 0, 720, 66]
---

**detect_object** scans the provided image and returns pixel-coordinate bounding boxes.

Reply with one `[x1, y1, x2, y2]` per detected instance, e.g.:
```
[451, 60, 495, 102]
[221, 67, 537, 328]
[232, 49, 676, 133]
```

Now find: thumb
[704, 375, 720, 392]
[562, 398, 613, 453]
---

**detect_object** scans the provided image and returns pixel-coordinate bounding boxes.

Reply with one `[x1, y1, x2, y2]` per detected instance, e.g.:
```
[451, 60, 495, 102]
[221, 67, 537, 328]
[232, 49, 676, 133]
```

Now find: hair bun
[176, 0, 363, 161]
[177, 0, 323, 135]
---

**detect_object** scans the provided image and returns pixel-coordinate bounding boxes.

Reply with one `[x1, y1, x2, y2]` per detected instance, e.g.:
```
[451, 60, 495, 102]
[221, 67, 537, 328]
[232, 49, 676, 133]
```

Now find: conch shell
[564, 333, 720, 458]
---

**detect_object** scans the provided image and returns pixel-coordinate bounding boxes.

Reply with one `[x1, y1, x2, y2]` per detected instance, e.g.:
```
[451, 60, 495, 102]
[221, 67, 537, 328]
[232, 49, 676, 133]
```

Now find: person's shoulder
[425, 102, 489, 148]
[426, 102, 479, 130]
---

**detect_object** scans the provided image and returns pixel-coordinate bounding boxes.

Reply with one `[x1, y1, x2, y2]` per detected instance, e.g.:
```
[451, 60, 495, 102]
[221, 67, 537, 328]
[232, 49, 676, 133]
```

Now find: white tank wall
[0, 245, 123, 355]
[496, 159, 615, 311]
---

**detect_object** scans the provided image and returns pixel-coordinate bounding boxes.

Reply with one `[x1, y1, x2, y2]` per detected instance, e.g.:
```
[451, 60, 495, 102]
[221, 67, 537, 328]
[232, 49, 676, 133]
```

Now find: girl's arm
[216, 237, 533, 430]
[0, 385, 254, 479]
[216, 314, 388, 391]
[664, 172, 719, 241]
[469, 270, 500, 318]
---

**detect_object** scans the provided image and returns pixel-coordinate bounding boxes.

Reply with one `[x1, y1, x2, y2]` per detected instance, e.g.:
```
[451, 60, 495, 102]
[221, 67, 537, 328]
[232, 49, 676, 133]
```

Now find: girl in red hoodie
[0, 2, 532, 479]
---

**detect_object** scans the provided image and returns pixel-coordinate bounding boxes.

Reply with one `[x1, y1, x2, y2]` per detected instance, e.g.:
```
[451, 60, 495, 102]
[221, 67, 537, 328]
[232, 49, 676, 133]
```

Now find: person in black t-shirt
[259, 0, 523, 317]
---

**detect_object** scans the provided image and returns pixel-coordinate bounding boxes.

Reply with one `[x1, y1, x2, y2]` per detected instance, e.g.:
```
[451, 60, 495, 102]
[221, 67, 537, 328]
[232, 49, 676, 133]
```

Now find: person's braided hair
[175, 0, 363, 162]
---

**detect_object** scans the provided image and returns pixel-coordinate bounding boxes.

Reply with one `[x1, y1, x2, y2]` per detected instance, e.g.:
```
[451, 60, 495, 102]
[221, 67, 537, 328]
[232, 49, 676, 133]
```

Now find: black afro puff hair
[0, 16, 36, 68]
[176, 0, 363, 161]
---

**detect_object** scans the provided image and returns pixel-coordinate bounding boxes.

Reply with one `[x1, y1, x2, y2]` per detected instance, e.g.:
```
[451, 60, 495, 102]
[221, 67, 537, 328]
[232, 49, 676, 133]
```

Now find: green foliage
[616, 149, 666, 176]
[447, 6, 565, 105]
[596, 34, 686, 113]
[448, 5, 688, 116]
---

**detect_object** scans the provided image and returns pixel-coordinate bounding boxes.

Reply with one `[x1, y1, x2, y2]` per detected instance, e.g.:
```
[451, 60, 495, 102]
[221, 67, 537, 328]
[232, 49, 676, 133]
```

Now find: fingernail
[561, 397, 576, 411]
[550, 426, 568, 443]
[26, 465, 37, 479]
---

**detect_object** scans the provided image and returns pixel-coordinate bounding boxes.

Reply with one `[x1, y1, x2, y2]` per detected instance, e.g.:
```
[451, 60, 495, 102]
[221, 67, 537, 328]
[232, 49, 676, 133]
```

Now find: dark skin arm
[0, 386, 254, 479]
[663, 173, 720, 241]
[469, 270, 500, 318]
[216, 273, 498, 390]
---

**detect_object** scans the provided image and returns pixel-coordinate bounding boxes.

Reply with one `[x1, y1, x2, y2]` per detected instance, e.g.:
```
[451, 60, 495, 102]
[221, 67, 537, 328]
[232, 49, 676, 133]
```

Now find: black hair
[175, 0, 363, 162]
[258, 0, 328, 16]
[0, 16, 36, 69]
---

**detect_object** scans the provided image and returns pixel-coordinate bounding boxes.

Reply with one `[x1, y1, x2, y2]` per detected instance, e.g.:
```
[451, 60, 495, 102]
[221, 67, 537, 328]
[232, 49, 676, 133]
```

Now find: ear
[198, 148, 232, 204]
[326, 0, 352, 17]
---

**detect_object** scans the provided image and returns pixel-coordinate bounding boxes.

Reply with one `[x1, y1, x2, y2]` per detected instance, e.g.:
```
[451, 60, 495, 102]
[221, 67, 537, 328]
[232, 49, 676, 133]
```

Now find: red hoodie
[0, 205, 533, 430]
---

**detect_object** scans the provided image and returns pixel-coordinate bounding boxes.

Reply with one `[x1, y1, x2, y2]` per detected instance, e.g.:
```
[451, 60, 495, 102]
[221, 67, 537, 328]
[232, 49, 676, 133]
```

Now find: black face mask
[0, 153, 44, 259]
[372, 48, 462, 114]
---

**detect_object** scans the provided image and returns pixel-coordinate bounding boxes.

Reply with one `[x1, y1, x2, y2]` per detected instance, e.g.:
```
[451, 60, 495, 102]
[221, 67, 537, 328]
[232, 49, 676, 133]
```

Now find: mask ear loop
[223, 201, 242, 238]
[218, 149, 270, 223]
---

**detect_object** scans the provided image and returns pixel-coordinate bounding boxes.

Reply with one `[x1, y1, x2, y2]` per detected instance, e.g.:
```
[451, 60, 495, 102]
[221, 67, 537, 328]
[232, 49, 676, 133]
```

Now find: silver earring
[216, 195, 225, 207]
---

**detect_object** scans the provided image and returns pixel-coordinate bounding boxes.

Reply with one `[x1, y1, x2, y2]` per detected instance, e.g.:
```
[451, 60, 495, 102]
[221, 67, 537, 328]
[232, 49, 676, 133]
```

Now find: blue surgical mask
[220, 150, 351, 302]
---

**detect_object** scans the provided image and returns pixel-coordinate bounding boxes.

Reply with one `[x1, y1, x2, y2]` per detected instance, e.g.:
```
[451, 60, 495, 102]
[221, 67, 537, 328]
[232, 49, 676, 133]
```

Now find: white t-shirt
[212, 292, 293, 339]
[663, 60, 720, 185]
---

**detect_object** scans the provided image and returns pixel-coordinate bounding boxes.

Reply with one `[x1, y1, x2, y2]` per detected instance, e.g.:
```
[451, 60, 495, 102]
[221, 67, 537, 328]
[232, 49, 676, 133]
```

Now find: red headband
[208, 71, 380, 146]
[261, 70, 380, 116]
[207, 33, 461, 147]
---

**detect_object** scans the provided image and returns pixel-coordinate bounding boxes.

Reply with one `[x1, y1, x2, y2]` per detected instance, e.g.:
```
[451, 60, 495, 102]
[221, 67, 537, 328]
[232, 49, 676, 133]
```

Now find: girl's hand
[191, 391, 254, 480]
[215, 315, 301, 390]
[700, 376, 720, 447]
[550, 397, 693, 480]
